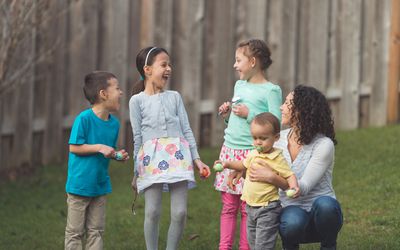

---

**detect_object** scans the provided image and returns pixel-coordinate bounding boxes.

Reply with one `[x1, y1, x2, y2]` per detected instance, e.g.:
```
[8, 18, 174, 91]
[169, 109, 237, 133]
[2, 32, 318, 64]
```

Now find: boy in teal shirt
[65, 71, 129, 250]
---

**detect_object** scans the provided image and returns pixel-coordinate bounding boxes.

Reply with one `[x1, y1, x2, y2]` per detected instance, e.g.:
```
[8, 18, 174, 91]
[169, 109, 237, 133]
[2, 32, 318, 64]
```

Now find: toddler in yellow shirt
[215, 112, 299, 250]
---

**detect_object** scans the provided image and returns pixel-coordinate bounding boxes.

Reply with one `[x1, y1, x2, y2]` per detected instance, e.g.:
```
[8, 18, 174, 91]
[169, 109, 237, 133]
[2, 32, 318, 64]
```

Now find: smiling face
[102, 77, 122, 112]
[250, 122, 279, 154]
[280, 92, 294, 127]
[233, 47, 255, 81]
[145, 52, 171, 92]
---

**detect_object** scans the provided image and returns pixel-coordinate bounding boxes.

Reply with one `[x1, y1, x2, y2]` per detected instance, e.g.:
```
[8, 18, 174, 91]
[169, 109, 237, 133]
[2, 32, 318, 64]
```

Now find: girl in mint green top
[223, 80, 282, 149]
[214, 39, 282, 250]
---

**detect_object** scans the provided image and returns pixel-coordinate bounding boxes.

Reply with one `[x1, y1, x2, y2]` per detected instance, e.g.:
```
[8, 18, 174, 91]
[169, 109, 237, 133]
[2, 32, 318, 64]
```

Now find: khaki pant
[65, 193, 106, 250]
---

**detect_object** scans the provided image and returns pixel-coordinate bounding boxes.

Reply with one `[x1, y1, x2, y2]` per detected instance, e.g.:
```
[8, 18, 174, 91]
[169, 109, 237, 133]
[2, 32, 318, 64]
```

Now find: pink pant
[219, 192, 250, 250]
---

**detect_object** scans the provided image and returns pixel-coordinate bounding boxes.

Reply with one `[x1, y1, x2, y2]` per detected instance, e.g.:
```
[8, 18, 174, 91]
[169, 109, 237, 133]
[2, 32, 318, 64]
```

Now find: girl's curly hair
[291, 85, 337, 145]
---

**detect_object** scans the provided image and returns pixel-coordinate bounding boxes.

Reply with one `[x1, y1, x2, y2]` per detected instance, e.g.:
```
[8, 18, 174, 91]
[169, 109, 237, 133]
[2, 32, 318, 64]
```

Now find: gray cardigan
[276, 129, 337, 211]
[129, 90, 200, 161]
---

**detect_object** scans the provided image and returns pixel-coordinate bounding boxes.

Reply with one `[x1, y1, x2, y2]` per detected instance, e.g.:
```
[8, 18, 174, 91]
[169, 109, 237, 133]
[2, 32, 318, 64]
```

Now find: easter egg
[213, 163, 224, 172]
[286, 188, 296, 198]
[200, 168, 209, 178]
[115, 152, 123, 160]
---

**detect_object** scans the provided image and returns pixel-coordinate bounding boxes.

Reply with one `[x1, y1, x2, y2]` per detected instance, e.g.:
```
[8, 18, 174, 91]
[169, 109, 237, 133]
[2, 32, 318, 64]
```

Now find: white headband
[144, 47, 157, 66]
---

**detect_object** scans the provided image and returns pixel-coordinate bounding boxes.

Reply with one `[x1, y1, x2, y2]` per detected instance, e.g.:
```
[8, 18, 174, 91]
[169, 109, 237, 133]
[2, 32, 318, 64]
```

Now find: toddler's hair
[83, 71, 116, 104]
[252, 112, 280, 135]
[237, 39, 272, 71]
[132, 46, 169, 95]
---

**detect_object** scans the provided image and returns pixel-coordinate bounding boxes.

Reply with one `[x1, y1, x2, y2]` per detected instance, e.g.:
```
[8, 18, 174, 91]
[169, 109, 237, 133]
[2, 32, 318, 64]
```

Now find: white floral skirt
[135, 137, 196, 193]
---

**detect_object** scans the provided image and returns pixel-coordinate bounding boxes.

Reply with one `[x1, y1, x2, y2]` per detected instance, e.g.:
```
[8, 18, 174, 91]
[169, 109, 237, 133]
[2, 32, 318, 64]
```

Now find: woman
[231, 85, 343, 250]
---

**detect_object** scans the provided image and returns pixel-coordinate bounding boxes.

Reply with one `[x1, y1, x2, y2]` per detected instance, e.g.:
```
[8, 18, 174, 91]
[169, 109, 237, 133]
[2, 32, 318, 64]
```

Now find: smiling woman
[245, 85, 343, 250]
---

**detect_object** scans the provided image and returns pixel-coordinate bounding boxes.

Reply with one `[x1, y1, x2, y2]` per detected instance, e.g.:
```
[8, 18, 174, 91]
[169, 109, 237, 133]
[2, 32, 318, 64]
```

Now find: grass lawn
[1, 125, 400, 249]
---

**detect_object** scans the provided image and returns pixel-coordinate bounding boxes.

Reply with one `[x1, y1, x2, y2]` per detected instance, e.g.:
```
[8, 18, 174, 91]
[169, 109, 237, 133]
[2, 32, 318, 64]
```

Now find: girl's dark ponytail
[132, 79, 145, 95]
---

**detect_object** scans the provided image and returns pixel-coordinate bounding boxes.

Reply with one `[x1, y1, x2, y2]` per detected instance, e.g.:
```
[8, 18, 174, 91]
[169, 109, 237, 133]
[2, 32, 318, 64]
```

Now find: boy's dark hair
[132, 46, 169, 95]
[83, 71, 116, 105]
[252, 112, 280, 135]
[237, 39, 272, 71]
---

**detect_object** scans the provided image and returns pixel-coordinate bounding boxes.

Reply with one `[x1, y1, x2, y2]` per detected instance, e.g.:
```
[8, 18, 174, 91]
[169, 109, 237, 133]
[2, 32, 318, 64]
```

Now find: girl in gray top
[129, 47, 210, 250]
[231, 85, 343, 250]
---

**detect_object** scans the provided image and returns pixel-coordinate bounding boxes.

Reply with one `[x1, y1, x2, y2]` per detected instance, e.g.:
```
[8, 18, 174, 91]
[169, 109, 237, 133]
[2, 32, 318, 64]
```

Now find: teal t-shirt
[224, 80, 282, 149]
[66, 109, 120, 197]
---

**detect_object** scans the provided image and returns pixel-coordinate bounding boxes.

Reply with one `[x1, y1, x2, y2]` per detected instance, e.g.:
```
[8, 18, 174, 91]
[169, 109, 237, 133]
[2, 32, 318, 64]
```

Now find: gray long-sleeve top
[276, 128, 336, 211]
[129, 90, 200, 162]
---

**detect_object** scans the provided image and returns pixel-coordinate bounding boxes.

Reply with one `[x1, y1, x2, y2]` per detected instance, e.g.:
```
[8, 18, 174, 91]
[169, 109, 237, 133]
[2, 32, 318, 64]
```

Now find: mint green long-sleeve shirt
[224, 80, 282, 149]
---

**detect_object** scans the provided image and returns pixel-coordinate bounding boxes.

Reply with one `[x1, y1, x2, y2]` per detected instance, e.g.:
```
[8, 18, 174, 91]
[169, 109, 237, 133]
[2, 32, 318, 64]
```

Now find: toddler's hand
[98, 145, 115, 158]
[218, 102, 231, 118]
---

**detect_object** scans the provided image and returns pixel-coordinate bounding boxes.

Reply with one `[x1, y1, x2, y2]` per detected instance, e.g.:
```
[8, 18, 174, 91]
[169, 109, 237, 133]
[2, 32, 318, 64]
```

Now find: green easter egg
[286, 189, 296, 198]
[213, 163, 224, 172]
[115, 152, 123, 160]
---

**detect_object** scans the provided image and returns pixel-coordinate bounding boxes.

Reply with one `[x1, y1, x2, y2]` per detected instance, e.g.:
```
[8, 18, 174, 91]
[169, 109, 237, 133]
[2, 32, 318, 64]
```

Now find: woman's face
[280, 92, 294, 126]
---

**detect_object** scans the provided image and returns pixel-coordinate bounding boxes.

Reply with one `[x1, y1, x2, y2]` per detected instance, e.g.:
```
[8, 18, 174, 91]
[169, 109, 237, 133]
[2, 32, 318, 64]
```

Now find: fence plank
[124, 0, 142, 155]
[362, 0, 391, 126]
[13, 1, 36, 170]
[140, 0, 155, 47]
[29, 1, 66, 164]
[297, 0, 329, 91]
[172, 0, 205, 142]
[154, 0, 174, 51]
[244, 0, 268, 39]
[209, 0, 237, 147]
[337, 0, 362, 129]
[66, 0, 99, 117]
[387, 0, 400, 123]
[326, 0, 341, 125]
[98, 0, 130, 149]
[267, 0, 298, 96]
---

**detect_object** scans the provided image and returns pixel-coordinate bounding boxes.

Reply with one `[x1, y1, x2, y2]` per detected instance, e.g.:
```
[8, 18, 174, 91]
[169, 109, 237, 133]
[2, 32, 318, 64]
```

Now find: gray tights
[144, 181, 188, 250]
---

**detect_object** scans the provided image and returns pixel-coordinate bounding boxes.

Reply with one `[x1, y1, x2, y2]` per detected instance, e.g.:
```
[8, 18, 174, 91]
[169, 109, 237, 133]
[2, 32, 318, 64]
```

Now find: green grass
[1, 125, 400, 249]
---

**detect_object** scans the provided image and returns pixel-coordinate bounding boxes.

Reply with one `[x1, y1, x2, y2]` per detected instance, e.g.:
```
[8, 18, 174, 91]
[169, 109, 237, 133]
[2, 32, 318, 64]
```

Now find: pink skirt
[214, 145, 251, 195]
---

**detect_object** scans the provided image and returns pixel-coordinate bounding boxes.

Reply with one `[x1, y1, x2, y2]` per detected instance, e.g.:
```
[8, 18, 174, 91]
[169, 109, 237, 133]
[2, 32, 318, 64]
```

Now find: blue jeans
[279, 196, 343, 250]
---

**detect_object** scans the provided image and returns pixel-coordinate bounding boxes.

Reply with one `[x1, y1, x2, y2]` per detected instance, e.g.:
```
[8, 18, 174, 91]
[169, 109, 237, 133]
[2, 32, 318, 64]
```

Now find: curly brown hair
[291, 85, 337, 145]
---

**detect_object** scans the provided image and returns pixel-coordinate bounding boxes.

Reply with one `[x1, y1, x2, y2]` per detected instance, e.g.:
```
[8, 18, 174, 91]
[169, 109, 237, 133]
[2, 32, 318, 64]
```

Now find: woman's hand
[247, 158, 275, 183]
[291, 186, 300, 198]
[232, 103, 249, 118]
[194, 159, 211, 179]
[248, 158, 290, 190]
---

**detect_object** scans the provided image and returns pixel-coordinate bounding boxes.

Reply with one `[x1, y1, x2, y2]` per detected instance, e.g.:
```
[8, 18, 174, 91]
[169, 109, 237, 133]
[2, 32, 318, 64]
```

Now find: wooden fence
[0, 0, 399, 177]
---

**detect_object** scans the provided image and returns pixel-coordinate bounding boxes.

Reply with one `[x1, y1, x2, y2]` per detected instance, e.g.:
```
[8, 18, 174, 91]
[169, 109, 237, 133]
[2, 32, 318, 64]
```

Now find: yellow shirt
[241, 148, 293, 207]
